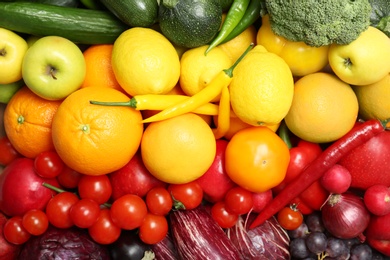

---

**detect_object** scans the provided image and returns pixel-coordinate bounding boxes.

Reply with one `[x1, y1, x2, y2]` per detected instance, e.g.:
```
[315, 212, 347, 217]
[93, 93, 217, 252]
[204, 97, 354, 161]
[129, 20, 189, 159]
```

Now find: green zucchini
[158, 0, 222, 48]
[100, 0, 158, 27]
[0, 2, 129, 44]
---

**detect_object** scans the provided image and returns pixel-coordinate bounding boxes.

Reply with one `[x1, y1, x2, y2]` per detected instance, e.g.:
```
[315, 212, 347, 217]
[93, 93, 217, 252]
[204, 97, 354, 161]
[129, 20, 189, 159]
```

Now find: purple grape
[305, 212, 325, 232]
[325, 237, 349, 258]
[350, 244, 372, 260]
[290, 238, 310, 259]
[305, 231, 327, 254]
[288, 222, 309, 239]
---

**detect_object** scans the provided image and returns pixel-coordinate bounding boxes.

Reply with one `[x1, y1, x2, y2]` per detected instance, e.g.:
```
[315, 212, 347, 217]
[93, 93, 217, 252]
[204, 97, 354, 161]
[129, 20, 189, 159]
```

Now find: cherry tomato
[110, 194, 148, 230]
[45, 191, 79, 228]
[211, 201, 238, 228]
[22, 209, 49, 236]
[277, 205, 304, 231]
[78, 174, 112, 205]
[0, 136, 21, 166]
[139, 213, 168, 245]
[34, 150, 65, 178]
[224, 186, 254, 215]
[225, 126, 290, 193]
[3, 216, 31, 245]
[168, 181, 203, 210]
[69, 198, 101, 228]
[56, 165, 82, 189]
[88, 209, 121, 245]
[146, 187, 173, 216]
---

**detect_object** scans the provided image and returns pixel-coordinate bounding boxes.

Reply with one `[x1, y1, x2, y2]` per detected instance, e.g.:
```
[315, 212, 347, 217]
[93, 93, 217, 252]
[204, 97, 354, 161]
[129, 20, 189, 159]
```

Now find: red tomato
[88, 209, 121, 245]
[34, 150, 65, 178]
[211, 201, 238, 229]
[277, 205, 303, 231]
[69, 198, 100, 228]
[139, 213, 168, 245]
[225, 126, 290, 193]
[224, 186, 253, 215]
[45, 191, 79, 229]
[110, 194, 148, 230]
[78, 175, 112, 205]
[0, 136, 21, 166]
[22, 209, 49, 236]
[3, 216, 31, 245]
[168, 181, 203, 210]
[56, 165, 82, 189]
[145, 187, 173, 216]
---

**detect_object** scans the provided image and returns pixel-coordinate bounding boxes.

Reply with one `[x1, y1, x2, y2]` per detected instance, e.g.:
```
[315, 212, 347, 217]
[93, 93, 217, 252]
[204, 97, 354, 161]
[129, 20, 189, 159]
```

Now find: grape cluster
[288, 211, 390, 260]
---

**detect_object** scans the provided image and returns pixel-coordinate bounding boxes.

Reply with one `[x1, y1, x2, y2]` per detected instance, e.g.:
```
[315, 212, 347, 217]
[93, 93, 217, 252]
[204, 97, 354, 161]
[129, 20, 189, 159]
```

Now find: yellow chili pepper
[89, 94, 220, 116]
[142, 43, 254, 124]
[212, 85, 230, 139]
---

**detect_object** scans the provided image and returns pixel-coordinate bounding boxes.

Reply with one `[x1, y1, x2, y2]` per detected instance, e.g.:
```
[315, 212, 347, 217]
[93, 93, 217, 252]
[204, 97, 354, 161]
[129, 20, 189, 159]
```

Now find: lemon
[284, 72, 359, 143]
[179, 45, 232, 102]
[141, 113, 216, 184]
[111, 27, 180, 96]
[229, 45, 294, 126]
[353, 73, 390, 125]
[219, 25, 257, 62]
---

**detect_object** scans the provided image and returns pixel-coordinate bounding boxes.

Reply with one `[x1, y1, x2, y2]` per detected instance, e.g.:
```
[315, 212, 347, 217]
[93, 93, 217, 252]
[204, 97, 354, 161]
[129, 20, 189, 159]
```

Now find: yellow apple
[328, 26, 390, 86]
[0, 28, 28, 84]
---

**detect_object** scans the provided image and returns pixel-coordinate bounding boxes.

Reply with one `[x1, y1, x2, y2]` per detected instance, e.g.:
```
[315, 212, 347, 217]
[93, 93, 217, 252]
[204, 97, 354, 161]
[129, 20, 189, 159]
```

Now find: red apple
[109, 151, 167, 200]
[338, 129, 390, 190]
[196, 139, 236, 203]
[0, 212, 21, 260]
[366, 213, 390, 256]
[0, 157, 59, 217]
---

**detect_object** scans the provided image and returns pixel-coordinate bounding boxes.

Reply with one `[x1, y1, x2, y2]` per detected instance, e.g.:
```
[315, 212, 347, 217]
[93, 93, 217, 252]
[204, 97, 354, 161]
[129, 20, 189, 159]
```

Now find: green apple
[328, 26, 390, 86]
[0, 28, 28, 84]
[22, 36, 86, 100]
[0, 80, 24, 104]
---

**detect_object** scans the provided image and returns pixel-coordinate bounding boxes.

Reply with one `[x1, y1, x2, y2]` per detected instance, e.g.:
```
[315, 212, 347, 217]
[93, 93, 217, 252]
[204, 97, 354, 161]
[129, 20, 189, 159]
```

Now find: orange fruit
[81, 44, 125, 93]
[52, 87, 144, 176]
[141, 113, 216, 184]
[3, 86, 62, 158]
[284, 72, 359, 143]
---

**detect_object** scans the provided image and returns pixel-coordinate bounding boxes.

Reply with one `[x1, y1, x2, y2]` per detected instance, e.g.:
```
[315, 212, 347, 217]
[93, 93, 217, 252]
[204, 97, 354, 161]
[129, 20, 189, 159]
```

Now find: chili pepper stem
[224, 42, 254, 77]
[89, 98, 137, 108]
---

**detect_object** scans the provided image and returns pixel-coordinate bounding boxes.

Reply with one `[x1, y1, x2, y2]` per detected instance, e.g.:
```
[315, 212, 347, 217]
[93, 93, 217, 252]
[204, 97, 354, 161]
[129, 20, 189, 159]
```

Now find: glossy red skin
[366, 213, 390, 256]
[196, 139, 236, 203]
[109, 151, 167, 200]
[273, 140, 328, 214]
[339, 130, 390, 190]
[0, 158, 60, 217]
[0, 212, 21, 260]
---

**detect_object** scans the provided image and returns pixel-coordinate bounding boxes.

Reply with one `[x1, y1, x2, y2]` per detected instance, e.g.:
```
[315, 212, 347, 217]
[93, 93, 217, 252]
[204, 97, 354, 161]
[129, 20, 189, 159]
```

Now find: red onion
[321, 192, 370, 240]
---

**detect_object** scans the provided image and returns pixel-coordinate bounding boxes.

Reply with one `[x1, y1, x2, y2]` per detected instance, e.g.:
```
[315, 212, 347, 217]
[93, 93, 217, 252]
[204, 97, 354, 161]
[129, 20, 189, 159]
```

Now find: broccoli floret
[265, 0, 372, 47]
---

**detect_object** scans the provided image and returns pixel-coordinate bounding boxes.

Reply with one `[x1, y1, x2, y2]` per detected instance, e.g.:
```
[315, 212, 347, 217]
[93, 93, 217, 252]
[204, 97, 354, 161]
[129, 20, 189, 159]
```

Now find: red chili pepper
[249, 119, 388, 229]
[273, 126, 329, 215]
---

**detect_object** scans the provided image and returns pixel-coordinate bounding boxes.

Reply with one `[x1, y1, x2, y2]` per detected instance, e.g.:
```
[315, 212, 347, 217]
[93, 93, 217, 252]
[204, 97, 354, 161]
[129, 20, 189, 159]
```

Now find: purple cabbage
[226, 214, 290, 259]
[17, 225, 110, 260]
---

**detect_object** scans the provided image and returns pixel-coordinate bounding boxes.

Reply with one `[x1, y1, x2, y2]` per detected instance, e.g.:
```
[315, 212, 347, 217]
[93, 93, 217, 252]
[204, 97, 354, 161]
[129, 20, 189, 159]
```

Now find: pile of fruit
[0, 0, 390, 259]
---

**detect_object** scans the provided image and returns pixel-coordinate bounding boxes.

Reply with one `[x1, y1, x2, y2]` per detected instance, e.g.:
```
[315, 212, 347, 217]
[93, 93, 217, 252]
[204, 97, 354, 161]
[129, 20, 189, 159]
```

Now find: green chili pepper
[220, 0, 262, 44]
[205, 0, 250, 54]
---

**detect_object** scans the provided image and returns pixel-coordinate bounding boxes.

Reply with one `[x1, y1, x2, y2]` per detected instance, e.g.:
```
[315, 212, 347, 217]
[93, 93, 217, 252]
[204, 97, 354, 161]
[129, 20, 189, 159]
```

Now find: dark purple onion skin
[17, 225, 110, 260]
[226, 214, 291, 260]
[321, 192, 371, 240]
[169, 205, 244, 260]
